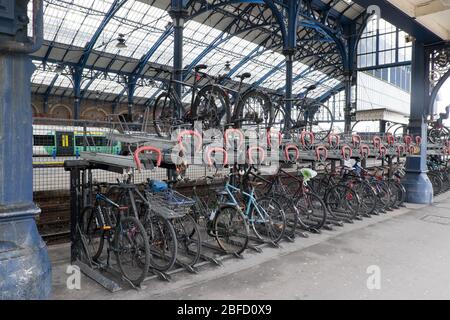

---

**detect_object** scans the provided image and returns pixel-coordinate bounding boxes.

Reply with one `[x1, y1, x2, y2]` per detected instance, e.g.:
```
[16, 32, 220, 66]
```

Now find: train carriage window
[75, 136, 111, 147]
[34, 135, 55, 146]
[75, 136, 85, 146]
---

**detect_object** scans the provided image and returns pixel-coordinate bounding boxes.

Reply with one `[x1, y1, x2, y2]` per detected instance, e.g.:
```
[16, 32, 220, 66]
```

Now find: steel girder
[70, 0, 128, 118]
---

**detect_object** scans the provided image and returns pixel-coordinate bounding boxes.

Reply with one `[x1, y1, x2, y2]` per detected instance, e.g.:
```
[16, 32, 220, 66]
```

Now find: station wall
[31, 95, 149, 121]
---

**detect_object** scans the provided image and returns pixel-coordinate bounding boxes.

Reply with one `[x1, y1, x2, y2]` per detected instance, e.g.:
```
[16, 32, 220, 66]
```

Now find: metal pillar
[73, 70, 82, 120]
[379, 120, 387, 133]
[0, 0, 51, 299]
[402, 41, 433, 204]
[168, 0, 186, 180]
[344, 73, 353, 133]
[284, 51, 294, 130]
[170, 0, 186, 120]
[282, 0, 298, 132]
[127, 81, 135, 120]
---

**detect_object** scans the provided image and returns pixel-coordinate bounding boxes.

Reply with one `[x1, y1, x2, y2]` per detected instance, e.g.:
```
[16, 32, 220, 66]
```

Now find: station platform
[49, 192, 450, 300]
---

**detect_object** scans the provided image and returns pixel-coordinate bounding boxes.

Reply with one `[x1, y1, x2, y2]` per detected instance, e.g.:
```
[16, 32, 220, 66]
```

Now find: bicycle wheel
[270, 193, 298, 238]
[81, 205, 105, 262]
[192, 84, 231, 131]
[153, 92, 179, 138]
[428, 172, 443, 195]
[234, 90, 273, 129]
[114, 216, 150, 286]
[382, 181, 398, 209]
[172, 213, 202, 267]
[352, 180, 377, 215]
[324, 185, 359, 220]
[251, 197, 286, 243]
[272, 104, 286, 132]
[295, 103, 334, 141]
[213, 205, 249, 255]
[144, 214, 178, 272]
[296, 192, 328, 229]
[371, 181, 392, 211]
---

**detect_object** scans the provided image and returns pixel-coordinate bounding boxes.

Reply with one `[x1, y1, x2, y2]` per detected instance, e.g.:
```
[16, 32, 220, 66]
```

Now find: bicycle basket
[148, 190, 195, 219]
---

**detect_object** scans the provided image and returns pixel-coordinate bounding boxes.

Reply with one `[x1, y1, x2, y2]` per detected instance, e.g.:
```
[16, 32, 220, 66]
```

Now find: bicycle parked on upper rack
[272, 85, 335, 141]
[152, 64, 231, 137]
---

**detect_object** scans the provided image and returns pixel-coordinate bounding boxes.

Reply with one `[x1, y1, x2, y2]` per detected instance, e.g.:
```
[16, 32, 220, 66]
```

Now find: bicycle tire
[153, 91, 180, 138]
[296, 192, 328, 229]
[270, 193, 298, 238]
[251, 197, 286, 243]
[324, 185, 359, 220]
[144, 214, 178, 272]
[81, 205, 105, 262]
[213, 205, 249, 255]
[234, 90, 273, 129]
[172, 213, 202, 267]
[192, 84, 231, 130]
[352, 180, 377, 215]
[114, 216, 150, 286]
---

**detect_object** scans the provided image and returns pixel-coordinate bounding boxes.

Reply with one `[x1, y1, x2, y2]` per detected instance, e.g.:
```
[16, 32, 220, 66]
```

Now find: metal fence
[32, 117, 211, 193]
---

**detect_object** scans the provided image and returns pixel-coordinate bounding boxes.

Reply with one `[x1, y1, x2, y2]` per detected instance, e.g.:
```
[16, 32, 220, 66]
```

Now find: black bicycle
[81, 186, 150, 286]
[273, 85, 334, 141]
[152, 65, 231, 137]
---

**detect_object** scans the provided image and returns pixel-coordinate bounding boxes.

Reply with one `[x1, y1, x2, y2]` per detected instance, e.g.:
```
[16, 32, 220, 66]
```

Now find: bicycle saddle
[305, 85, 317, 91]
[195, 64, 208, 71]
[237, 72, 251, 80]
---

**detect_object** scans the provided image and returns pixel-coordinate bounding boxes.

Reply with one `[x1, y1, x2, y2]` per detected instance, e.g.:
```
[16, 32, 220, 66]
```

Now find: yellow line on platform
[33, 162, 64, 166]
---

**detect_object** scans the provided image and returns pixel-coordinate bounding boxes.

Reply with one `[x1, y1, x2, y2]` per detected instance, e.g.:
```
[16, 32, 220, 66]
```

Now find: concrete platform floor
[49, 192, 450, 300]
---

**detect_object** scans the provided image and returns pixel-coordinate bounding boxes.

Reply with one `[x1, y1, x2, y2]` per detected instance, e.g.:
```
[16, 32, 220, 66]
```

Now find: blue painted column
[402, 41, 433, 204]
[170, 0, 187, 120]
[0, 1, 52, 298]
[283, 0, 298, 132]
[344, 72, 353, 133]
[73, 69, 82, 120]
[284, 51, 294, 130]
[127, 79, 136, 120]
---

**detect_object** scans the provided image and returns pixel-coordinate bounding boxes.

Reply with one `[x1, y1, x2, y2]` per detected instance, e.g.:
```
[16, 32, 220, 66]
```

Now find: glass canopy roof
[30, 0, 364, 104]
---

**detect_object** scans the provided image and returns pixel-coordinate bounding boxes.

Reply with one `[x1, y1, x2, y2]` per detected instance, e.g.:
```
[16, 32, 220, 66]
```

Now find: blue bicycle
[218, 174, 287, 244]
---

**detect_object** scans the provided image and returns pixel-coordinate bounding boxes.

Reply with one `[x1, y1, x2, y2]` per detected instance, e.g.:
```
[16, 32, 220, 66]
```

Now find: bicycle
[272, 85, 334, 141]
[107, 180, 179, 272]
[219, 171, 287, 244]
[81, 185, 150, 286]
[190, 176, 250, 256]
[152, 64, 231, 137]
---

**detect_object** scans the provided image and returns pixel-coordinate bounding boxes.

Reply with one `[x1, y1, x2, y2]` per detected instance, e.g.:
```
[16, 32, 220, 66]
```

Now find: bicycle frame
[223, 182, 270, 224]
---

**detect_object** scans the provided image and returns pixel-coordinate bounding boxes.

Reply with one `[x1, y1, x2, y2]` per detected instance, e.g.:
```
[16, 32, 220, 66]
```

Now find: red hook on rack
[205, 147, 228, 167]
[134, 146, 162, 170]
[177, 130, 203, 153]
[341, 145, 353, 161]
[247, 146, 266, 165]
[284, 144, 300, 162]
[224, 128, 245, 150]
